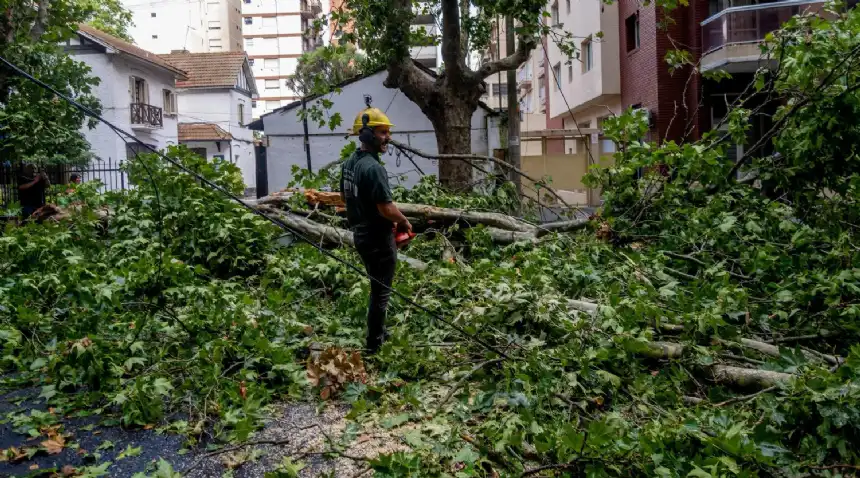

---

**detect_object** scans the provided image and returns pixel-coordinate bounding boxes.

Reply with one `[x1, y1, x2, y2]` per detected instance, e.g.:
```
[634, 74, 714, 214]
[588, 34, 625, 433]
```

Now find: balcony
[130, 103, 163, 129]
[300, 0, 321, 18]
[701, 0, 826, 72]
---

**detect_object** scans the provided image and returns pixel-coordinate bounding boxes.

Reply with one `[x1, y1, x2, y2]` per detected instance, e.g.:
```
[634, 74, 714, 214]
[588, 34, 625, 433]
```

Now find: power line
[0, 53, 510, 360]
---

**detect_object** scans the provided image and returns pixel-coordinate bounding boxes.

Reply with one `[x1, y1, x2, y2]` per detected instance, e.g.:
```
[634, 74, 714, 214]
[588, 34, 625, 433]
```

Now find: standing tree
[333, 0, 549, 187]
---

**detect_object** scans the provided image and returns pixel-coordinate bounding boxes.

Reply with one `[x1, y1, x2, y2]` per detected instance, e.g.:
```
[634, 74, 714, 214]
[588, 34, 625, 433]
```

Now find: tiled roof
[160, 51, 249, 89]
[178, 123, 233, 141]
[77, 24, 187, 78]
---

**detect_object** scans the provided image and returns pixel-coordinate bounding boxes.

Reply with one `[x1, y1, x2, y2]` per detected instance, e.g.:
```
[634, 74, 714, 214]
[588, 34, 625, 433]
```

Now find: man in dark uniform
[17, 164, 49, 220]
[341, 102, 412, 354]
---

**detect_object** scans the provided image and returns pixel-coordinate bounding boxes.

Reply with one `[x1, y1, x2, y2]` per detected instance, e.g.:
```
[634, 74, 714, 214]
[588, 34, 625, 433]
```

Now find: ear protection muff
[358, 113, 377, 146]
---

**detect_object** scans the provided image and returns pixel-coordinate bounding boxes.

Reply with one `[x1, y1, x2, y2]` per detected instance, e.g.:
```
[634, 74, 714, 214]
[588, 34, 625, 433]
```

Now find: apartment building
[410, 7, 440, 70]
[123, 0, 244, 53]
[617, 0, 827, 155]
[516, 45, 547, 156]
[479, 18, 509, 111]
[544, 0, 621, 153]
[242, 0, 323, 118]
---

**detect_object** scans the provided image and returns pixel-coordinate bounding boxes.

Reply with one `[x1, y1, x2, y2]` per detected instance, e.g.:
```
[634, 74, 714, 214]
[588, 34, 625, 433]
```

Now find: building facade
[480, 18, 509, 111]
[160, 51, 260, 195]
[122, 0, 244, 54]
[65, 25, 186, 175]
[546, 0, 622, 152]
[242, 0, 323, 118]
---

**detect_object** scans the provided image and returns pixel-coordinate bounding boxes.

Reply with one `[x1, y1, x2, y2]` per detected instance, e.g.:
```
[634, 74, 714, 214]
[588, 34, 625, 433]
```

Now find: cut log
[396, 203, 536, 233]
[624, 339, 686, 359]
[260, 206, 428, 271]
[304, 189, 344, 208]
[710, 365, 791, 389]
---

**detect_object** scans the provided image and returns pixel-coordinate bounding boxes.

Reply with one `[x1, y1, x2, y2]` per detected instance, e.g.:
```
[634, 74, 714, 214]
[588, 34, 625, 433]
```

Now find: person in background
[17, 164, 49, 220]
[70, 174, 81, 184]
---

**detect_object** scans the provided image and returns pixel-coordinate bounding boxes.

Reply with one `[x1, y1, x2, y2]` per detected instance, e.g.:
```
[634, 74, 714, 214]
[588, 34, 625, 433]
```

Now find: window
[129, 76, 148, 104]
[151, 12, 156, 17]
[552, 63, 561, 90]
[568, 64, 573, 83]
[246, 38, 254, 47]
[162, 89, 177, 115]
[265, 79, 279, 89]
[566, 0, 571, 13]
[491, 83, 508, 96]
[583, 38, 593, 72]
[213, 155, 225, 161]
[252, 100, 257, 108]
[264, 58, 278, 69]
[244, 0, 251, 3]
[248, 58, 255, 65]
[152, 35, 158, 39]
[244, 17, 253, 25]
[191, 148, 207, 158]
[626, 13, 640, 52]
[208, 21, 221, 30]
[551, 1, 559, 26]
[209, 38, 222, 47]
[238, 103, 245, 126]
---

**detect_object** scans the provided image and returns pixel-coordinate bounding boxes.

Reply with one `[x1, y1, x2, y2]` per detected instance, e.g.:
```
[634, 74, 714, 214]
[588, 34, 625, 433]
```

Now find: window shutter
[129, 77, 136, 102]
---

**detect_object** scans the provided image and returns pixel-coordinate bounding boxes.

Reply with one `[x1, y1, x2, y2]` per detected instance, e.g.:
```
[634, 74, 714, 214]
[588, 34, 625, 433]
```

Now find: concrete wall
[521, 136, 615, 206]
[261, 70, 497, 193]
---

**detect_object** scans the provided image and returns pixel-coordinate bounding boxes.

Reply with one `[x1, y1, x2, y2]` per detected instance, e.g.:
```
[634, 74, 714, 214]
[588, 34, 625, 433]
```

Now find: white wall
[67, 41, 180, 190]
[177, 89, 257, 188]
[183, 139, 256, 192]
[546, 0, 621, 119]
[261, 70, 497, 193]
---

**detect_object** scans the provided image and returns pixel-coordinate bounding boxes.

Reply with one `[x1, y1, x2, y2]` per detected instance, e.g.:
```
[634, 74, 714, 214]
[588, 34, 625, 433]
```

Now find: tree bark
[428, 96, 478, 189]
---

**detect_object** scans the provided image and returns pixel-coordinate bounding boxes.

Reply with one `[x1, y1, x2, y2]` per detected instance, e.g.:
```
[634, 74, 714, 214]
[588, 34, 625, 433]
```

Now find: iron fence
[1, 157, 128, 208]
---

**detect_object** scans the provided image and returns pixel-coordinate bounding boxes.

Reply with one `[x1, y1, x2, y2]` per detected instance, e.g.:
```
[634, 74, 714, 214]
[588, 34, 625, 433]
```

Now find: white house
[251, 62, 502, 194]
[64, 24, 187, 188]
[160, 51, 259, 195]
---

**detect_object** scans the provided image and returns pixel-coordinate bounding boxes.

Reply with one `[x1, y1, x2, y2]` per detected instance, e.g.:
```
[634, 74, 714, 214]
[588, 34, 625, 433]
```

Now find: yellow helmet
[350, 107, 394, 135]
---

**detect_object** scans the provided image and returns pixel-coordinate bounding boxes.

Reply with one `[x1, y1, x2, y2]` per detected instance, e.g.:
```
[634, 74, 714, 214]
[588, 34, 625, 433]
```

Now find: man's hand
[377, 202, 412, 232]
[396, 218, 413, 234]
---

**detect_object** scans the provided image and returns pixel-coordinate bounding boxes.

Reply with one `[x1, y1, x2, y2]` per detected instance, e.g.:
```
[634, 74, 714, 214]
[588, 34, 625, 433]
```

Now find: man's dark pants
[354, 232, 397, 353]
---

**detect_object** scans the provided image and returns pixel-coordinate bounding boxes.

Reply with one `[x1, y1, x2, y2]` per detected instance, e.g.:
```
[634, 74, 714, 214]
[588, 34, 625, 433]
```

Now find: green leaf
[381, 413, 410, 429]
[117, 444, 142, 460]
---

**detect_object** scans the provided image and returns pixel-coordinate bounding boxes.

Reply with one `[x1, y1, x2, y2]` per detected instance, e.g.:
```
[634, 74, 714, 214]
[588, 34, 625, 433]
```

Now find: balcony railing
[130, 103, 163, 128]
[702, 0, 826, 54]
[300, 0, 321, 17]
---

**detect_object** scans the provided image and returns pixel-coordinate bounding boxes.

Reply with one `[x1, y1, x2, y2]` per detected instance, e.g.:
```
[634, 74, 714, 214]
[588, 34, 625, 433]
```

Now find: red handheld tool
[394, 228, 417, 249]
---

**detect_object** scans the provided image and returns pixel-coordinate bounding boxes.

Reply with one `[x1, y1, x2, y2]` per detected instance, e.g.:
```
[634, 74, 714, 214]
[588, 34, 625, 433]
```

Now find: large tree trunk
[428, 94, 479, 189]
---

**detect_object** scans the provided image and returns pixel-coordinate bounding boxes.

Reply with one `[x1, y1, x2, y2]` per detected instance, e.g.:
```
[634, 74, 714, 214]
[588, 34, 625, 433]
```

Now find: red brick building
[618, 0, 709, 143]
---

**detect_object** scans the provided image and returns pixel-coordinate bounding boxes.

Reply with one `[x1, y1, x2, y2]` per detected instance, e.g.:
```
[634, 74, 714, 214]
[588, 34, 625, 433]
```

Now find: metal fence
[1, 157, 128, 207]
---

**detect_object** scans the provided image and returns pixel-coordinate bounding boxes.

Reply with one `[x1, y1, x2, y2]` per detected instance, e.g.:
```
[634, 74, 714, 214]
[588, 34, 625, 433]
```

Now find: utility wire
[542, 36, 597, 166]
[0, 53, 510, 360]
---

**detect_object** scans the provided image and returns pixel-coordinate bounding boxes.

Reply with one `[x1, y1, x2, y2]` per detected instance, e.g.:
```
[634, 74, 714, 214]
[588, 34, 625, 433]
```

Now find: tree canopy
[0, 0, 132, 167]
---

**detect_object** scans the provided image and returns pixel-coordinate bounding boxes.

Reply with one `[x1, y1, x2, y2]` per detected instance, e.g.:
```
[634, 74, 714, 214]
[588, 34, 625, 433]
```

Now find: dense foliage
[0, 0, 132, 167]
[3, 7, 860, 478]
